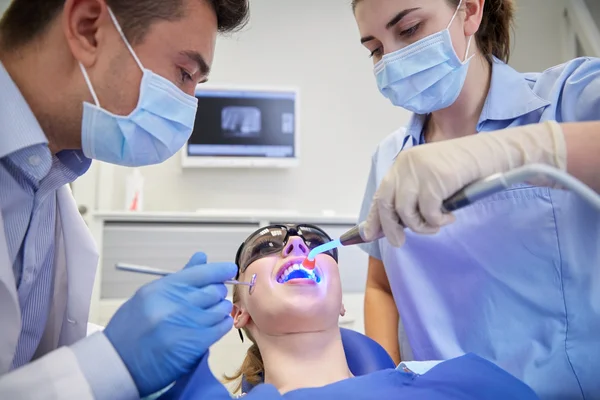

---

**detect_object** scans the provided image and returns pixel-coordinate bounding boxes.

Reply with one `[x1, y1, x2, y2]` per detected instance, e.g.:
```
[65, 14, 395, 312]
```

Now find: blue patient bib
[159, 352, 538, 400]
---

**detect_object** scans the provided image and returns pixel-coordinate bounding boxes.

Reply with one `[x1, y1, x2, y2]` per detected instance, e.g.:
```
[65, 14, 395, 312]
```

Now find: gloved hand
[363, 120, 567, 247]
[104, 252, 236, 397]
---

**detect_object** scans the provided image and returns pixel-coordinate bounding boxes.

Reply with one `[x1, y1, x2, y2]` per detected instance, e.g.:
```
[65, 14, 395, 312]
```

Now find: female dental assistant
[353, 0, 600, 399]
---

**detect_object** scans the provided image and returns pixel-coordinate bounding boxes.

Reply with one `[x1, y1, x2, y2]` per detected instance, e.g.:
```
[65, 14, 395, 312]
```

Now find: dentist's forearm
[562, 122, 600, 193]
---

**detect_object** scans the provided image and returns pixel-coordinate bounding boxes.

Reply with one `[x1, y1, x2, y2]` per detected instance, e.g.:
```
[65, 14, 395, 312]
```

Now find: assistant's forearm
[364, 287, 401, 364]
[562, 121, 600, 193]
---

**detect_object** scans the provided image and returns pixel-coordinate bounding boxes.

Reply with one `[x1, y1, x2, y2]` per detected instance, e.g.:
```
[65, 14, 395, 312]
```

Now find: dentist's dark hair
[351, 0, 515, 63]
[0, 0, 249, 51]
[222, 284, 265, 394]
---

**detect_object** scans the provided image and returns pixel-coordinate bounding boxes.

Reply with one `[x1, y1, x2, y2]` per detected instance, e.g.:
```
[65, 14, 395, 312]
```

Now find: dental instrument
[115, 263, 257, 294]
[308, 164, 600, 260]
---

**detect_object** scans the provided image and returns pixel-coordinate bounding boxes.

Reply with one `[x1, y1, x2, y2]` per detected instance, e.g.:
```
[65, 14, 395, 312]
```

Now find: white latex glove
[363, 120, 567, 247]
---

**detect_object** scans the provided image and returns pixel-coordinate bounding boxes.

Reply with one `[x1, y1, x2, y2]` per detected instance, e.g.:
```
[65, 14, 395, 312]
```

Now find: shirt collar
[0, 61, 48, 159]
[402, 58, 551, 150]
[0, 62, 91, 177]
[478, 57, 551, 125]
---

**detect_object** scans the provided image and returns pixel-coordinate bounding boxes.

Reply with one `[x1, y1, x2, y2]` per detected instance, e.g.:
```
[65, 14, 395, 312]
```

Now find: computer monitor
[181, 84, 300, 168]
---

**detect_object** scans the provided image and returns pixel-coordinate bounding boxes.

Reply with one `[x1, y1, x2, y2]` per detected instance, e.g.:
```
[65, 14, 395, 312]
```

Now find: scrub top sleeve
[557, 57, 600, 121]
[357, 152, 383, 260]
[71, 332, 139, 400]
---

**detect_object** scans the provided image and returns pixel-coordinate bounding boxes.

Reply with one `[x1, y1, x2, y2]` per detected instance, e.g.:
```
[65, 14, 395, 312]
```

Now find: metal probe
[115, 263, 257, 295]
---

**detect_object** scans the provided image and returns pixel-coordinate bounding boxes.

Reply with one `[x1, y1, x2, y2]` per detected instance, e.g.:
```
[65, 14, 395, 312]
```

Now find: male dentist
[0, 0, 249, 399]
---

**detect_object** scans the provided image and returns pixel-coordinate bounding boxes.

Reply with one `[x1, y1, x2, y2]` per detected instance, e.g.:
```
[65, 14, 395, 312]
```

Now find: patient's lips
[276, 258, 321, 285]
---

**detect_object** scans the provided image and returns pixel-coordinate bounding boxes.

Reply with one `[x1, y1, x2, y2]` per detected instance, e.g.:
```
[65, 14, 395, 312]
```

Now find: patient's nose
[282, 236, 309, 257]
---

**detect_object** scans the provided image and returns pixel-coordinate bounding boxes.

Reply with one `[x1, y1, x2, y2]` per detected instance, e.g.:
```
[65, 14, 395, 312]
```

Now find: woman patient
[160, 224, 538, 400]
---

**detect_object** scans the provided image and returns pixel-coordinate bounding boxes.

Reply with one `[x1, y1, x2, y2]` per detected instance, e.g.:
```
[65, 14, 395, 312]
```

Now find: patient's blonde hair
[223, 285, 265, 394]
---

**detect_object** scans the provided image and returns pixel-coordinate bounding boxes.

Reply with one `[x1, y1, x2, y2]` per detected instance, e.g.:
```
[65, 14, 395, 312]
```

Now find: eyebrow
[360, 8, 421, 44]
[180, 50, 211, 77]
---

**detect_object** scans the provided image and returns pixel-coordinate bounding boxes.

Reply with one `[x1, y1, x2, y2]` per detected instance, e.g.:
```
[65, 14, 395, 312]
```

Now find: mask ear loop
[447, 0, 474, 64]
[79, 7, 144, 109]
[446, 0, 463, 30]
[79, 64, 101, 107]
[106, 7, 145, 72]
[463, 36, 474, 63]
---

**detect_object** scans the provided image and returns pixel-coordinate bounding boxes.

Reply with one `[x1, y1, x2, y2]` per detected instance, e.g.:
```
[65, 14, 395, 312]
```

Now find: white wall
[0, 0, 9, 15]
[510, 0, 570, 72]
[585, 0, 600, 24]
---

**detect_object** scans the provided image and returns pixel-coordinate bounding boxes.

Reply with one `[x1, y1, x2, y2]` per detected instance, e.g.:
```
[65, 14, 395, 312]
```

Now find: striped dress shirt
[0, 61, 90, 368]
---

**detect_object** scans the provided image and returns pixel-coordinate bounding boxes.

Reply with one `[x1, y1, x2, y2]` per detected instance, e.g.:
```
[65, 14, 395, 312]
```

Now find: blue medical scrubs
[159, 351, 539, 399]
[358, 57, 600, 399]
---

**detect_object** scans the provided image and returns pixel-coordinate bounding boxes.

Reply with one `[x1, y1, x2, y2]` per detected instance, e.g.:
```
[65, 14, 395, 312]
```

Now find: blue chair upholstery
[241, 327, 395, 393]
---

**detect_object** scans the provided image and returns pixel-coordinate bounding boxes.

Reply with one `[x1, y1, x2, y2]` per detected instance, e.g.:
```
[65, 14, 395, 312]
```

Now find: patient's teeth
[277, 261, 320, 283]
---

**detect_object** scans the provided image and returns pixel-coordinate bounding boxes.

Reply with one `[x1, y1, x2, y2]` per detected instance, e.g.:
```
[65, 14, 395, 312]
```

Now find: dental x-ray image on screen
[183, 86, 298, 167]
[221, 106, 262, 138]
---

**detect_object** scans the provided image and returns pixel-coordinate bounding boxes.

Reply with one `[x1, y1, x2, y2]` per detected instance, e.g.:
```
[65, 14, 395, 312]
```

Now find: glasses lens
[238, 226, 287, 272]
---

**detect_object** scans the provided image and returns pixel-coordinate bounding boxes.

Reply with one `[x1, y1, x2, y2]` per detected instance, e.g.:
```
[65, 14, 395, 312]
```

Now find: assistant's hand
[362, 120, 567, 246]
[104, 252, 236, 397]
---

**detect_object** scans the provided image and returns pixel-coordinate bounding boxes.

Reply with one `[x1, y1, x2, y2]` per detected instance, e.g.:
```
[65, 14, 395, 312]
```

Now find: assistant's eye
[400, 22, 421, 38]
[369, 47, 382, 59]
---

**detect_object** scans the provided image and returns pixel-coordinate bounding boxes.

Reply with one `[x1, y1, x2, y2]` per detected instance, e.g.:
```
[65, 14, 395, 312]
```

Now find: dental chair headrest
[241, 327, 395, 393]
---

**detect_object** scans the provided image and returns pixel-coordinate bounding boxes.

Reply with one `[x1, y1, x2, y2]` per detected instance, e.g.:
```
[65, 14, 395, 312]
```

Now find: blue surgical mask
[374, 0, 473, 114]
[79, 8, 199, 167]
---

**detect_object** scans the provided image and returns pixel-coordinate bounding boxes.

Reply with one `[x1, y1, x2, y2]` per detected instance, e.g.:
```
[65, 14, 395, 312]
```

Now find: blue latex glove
[104, 252, 236, 397]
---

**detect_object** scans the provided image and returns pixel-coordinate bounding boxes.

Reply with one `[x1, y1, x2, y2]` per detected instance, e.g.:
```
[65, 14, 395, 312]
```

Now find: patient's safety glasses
[234, 224, 338, 278]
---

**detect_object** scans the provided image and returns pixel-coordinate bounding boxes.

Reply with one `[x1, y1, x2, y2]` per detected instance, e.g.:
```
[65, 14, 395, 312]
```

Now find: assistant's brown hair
[222, 284, 265, 394]
[351, 0, 515, 63]
[0, 0, 249, 51]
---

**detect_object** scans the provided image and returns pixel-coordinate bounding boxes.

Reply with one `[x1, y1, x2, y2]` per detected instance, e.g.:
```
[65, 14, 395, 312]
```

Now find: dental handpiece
[339, 163, 600, 246]
[115, 263, 257, 295]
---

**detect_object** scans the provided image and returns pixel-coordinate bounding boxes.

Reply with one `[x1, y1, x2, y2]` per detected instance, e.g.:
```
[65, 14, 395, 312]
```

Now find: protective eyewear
[234, 224, 338, 278]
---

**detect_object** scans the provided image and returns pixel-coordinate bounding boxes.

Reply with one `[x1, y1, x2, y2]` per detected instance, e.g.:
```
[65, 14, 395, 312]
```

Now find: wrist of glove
[363, 120, 567, 246]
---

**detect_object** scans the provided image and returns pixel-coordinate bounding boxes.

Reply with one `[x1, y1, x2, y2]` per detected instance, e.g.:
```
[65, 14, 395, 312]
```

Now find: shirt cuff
[71, 332, 139, 400]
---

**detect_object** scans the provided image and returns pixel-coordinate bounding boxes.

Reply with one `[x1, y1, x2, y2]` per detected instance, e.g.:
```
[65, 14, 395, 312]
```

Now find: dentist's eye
[400, 23, 421, 38]
[179, 67, 193, 83]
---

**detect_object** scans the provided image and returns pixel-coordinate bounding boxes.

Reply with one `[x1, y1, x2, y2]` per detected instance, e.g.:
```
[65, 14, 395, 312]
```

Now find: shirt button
[28, 155, 42, 166]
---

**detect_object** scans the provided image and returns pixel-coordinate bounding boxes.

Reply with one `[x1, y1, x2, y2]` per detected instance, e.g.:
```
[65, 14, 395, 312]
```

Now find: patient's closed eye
[304, 236, 327, 249]
[250, 238, 280, 257]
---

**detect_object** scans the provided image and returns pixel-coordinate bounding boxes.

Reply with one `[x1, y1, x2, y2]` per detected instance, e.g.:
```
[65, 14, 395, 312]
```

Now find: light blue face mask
[79, 8, 199, 167]
[374, 0, 474, 114]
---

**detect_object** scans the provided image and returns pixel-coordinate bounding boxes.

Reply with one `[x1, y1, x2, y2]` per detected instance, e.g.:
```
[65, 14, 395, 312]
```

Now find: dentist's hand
[104, 252, 236, 397]
[362, 120, 567, 247]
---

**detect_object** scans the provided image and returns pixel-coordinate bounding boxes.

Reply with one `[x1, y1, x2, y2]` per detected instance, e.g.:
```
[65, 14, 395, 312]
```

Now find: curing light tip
[302, 258, 316, 270]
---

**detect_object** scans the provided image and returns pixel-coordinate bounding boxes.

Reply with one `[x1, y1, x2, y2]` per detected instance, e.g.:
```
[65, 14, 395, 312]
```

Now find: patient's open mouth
[276, 260, 321, 284]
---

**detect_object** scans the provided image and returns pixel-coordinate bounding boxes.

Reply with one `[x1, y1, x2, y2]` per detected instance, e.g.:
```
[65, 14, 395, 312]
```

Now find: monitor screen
[183, 86, 298, 167]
